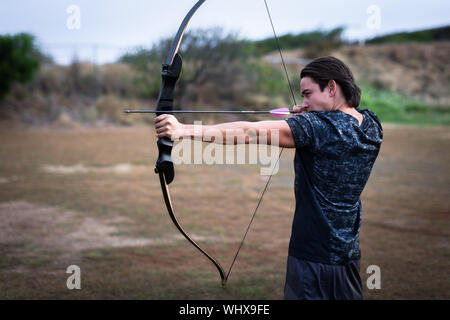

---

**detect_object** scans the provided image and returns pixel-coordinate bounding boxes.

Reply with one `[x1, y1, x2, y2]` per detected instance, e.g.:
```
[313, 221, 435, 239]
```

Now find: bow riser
[155, 54, 183, 185]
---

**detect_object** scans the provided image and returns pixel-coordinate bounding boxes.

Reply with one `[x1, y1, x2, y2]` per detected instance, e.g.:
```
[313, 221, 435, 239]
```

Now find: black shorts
[284, 255, 363, 300]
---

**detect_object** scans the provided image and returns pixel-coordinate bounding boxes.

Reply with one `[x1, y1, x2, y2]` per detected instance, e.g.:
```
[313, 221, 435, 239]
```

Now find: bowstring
[225, 0, 298, 282]
[263, 0, 298, 106]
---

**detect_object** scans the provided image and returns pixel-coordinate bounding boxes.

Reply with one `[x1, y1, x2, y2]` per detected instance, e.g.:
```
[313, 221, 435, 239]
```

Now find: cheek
[307, 95, 328, 111]
[313, 94, 329, 105]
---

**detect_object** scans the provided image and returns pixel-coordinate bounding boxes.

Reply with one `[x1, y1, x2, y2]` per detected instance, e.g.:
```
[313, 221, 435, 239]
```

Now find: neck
[338, 105, 354, 112]
[331, 101, 351, 112]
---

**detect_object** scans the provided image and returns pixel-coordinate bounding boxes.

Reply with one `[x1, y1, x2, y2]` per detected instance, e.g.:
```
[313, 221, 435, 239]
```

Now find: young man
[155, 56, 383, 300]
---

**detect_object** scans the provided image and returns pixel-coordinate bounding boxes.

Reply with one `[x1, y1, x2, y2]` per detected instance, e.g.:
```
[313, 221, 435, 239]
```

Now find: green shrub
[359, 83, 449, 125]
[0, 33, 40, 99]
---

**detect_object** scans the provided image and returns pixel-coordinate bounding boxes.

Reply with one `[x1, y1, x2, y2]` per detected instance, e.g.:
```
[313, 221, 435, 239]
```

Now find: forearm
[181, 121, 270, 145]
[156, 110, 298, 148]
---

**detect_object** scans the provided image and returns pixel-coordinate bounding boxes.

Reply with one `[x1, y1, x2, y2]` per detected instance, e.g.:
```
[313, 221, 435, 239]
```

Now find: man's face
[299, 76, 333, 112]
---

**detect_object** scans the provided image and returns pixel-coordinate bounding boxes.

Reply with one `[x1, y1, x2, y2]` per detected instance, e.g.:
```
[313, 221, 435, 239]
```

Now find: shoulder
[287, 111, 327, 126]
[287, 111, 348, 130]
[358, 108, 382, 125]
[358, 108, 383, 136]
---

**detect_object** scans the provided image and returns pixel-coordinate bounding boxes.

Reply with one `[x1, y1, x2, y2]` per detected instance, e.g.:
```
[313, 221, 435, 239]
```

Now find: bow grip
[155, 137, 174, 184]
[155, 53, 183, 185]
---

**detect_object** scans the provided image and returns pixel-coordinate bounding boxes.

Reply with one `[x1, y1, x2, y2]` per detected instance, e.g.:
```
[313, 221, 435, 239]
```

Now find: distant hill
[336, 41, 450, 106]
[254, 25, 450, 55]
[366, 25, 450, 44]
[264, 41, 450, 106]
[254, 27, 345, 56]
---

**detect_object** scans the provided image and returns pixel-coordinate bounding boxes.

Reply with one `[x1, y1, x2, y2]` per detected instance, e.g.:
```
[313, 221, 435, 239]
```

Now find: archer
[155, 56, 383, 300]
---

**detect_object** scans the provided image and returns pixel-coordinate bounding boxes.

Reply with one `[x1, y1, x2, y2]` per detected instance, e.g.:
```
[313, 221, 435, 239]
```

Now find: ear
[327, 80, 337, 96]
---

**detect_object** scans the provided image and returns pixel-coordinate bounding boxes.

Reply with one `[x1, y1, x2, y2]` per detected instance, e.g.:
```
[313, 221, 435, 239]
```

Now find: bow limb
[158, 171, 226, 287]
[154, 0, 226, 287]
[164, 0, 207, 67]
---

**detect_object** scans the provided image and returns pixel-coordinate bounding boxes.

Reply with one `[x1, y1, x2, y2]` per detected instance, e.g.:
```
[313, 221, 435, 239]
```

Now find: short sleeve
[285, 114, 315, 148]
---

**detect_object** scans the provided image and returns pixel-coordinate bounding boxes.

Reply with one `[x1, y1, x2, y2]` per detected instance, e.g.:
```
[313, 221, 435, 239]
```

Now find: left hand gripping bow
[154, 0, 227, 288]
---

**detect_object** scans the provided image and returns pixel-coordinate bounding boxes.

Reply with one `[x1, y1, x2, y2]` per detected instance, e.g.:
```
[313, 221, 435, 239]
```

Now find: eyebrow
[301, 89, 310, 96]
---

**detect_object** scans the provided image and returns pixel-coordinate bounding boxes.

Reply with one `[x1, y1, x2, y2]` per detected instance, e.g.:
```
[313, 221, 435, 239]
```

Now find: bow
[153, 0, 228, 287]
[154, 0, 296, 288]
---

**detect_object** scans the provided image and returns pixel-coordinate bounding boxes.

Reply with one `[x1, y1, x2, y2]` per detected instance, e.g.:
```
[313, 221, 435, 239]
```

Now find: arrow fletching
[269, 108, 291, 115]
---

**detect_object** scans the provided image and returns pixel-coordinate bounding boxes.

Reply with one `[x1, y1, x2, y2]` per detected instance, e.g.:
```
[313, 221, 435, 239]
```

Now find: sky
[1, 0, 449, 65]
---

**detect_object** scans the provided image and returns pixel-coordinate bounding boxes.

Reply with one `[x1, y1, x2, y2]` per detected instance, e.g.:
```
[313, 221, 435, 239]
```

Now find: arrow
[124, 107, 293, 115]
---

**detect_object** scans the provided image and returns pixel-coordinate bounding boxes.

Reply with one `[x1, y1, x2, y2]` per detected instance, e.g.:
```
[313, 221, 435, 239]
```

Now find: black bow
[154, 0, 296, 288]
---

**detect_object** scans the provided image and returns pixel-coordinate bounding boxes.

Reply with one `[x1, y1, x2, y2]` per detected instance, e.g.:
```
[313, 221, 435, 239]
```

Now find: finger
[155, 120, 166, 129]
[155, 117, 170, 129]
[157, 129, 170, 139]
[155, 127, 166, 134]
[155, 114, 168, 123]
[165, 114, 177, 124]
[292, 105, 302, 113]
[294, 105, 309, 113]
[156, 124, 171, 134]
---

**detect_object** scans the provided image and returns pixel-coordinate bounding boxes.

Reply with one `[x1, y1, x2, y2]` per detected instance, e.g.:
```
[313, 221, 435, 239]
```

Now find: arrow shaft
[125, 109, 293, 115]
[126, 110, 272, 114]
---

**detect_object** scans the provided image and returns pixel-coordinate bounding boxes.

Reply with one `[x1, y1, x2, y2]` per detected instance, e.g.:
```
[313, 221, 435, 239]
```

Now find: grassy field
[0, 123, 448, 299]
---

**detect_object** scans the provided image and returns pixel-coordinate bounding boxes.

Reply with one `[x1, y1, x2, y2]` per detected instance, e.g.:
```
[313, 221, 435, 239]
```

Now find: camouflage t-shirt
[285, 109, 383, 265]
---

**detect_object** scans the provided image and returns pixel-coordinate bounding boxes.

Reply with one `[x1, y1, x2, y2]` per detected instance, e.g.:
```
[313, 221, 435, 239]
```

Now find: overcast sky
[1, 0, 449, 65]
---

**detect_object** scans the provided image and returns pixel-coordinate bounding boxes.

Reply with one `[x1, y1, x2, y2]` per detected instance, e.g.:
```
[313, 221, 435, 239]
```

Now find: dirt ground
[0, 123, 448, 299]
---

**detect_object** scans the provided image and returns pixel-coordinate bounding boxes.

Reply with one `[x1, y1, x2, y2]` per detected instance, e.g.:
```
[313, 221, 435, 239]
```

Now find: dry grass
[336, 42, 450, 106]
[0, 123, 448, 299]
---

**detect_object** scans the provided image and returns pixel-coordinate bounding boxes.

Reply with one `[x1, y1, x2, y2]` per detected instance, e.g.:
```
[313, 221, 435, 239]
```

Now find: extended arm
[155, 114, 296, 148]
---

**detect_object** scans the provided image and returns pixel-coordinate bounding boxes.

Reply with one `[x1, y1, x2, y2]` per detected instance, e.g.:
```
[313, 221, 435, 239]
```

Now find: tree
[0, 33, 40, 99]
[120, 28, 255, 105]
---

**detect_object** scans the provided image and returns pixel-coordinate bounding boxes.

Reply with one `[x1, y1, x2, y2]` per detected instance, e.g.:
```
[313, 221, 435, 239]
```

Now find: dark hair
[300, 56, 361, 108]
